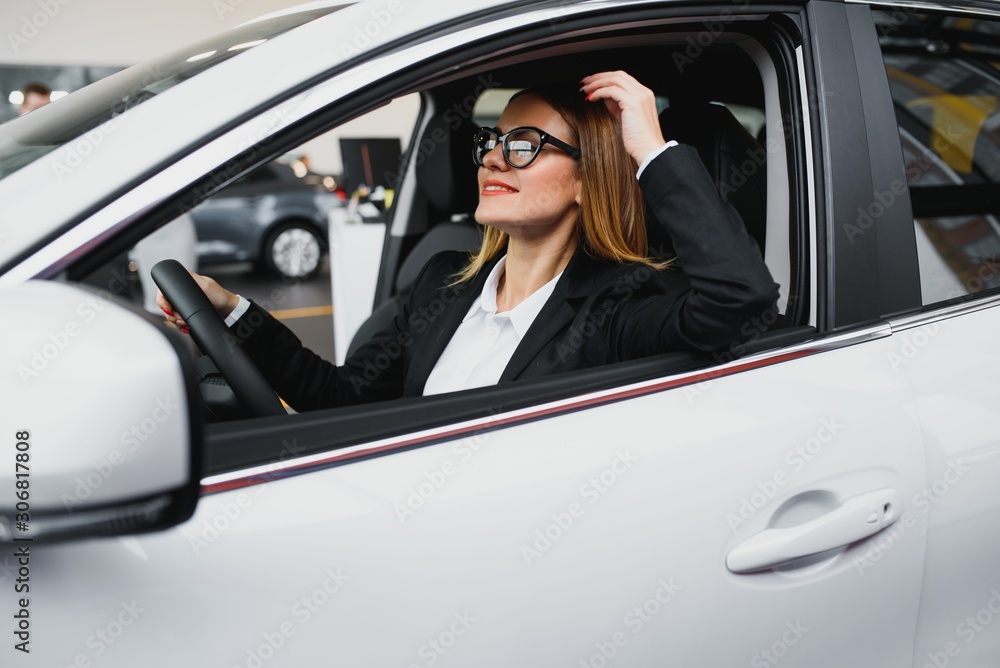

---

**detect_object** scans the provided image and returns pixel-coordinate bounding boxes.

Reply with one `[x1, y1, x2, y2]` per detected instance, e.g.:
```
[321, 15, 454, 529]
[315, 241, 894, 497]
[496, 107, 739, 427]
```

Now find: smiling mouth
[482, 182, 518, 195]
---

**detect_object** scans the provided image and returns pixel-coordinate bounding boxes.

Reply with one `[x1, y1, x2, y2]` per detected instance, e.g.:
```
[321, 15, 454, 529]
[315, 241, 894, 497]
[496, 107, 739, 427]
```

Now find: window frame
[59, 3, 826, 481]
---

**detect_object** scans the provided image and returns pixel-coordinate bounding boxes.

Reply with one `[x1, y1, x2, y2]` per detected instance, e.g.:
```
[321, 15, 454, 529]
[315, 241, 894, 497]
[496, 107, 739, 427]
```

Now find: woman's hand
[155, 269, 239, 332]
[580, 71, 666, 165]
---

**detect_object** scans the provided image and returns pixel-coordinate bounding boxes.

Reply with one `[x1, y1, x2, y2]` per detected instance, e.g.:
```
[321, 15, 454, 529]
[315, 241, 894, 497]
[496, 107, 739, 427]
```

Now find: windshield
[0, 5, 346, 181]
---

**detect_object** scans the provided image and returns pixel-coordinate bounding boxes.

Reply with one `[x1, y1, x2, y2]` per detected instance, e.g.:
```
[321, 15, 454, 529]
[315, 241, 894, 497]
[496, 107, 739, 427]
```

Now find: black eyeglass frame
[473, 126, 581, 168]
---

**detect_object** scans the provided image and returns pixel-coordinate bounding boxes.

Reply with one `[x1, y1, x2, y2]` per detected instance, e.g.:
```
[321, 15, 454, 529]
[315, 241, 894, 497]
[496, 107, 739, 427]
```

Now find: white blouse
[423, 255, 562, 395]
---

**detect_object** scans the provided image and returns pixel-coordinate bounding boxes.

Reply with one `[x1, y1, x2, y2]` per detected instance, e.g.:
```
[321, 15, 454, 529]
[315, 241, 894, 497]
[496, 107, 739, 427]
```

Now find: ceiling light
[228, 39, 266, 51]
[186, 50, 217, 63]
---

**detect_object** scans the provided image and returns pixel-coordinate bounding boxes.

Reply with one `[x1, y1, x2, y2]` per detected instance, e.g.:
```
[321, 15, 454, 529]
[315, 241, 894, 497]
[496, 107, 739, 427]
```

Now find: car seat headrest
[416, 112, 481, 216]
[658, 101, 767, 252]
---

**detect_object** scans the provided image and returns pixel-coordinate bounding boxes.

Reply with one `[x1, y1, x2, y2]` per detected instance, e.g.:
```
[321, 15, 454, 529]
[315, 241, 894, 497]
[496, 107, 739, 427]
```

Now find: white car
[2, 0, 1000, 666]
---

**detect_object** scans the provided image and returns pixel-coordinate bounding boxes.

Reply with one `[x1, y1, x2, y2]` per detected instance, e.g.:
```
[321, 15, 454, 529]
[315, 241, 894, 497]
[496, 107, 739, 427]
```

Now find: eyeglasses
[473, 126, 581, 168]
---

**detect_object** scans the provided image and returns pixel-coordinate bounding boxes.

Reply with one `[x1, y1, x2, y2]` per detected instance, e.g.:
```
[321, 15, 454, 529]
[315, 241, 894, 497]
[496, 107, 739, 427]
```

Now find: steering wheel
[151, 260, 286, 417]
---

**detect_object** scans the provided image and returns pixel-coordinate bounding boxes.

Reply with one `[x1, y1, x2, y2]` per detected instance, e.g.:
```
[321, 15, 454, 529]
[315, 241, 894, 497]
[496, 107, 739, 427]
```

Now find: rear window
[876, 10, 1000, 304]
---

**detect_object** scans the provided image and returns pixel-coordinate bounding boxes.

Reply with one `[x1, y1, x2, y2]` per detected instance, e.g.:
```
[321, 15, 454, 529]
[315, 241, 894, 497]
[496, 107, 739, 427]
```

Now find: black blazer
[234, 145, 779, 411]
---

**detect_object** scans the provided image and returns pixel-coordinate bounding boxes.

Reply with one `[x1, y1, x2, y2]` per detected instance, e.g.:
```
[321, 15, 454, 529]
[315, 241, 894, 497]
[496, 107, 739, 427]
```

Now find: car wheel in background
[263, 221, 325, 280]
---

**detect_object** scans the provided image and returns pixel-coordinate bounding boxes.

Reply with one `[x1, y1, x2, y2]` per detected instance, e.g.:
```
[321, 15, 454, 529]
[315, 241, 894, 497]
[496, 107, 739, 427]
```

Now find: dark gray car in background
[191, 160, 342, 279]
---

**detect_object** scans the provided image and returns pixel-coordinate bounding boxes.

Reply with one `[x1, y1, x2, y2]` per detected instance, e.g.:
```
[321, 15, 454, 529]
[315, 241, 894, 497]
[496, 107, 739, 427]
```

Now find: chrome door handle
[726, 488, 901, 573]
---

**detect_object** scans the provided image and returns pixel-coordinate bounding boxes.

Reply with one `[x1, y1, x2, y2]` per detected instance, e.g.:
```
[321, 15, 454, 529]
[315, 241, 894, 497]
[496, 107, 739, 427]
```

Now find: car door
[5, 1, 934, 666]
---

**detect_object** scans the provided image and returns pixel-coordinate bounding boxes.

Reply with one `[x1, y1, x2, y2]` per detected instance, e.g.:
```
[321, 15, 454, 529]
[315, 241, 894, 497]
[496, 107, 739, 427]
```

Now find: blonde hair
[455, 83, 668, 283]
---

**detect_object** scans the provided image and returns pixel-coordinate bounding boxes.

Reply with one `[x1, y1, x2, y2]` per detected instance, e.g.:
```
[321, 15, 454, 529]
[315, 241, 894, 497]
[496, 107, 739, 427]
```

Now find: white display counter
[328, 205, 385, 364]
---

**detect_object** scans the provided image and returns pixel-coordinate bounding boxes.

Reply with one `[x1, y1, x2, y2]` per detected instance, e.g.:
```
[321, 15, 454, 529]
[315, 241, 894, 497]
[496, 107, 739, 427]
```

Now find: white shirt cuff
[224, 295, 251, 327]
[636, 140, 679, 179]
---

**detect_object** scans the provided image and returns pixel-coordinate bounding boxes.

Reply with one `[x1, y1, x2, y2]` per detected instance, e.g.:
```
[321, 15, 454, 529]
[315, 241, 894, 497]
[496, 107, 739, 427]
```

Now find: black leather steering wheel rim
[151, 260, 286, 418]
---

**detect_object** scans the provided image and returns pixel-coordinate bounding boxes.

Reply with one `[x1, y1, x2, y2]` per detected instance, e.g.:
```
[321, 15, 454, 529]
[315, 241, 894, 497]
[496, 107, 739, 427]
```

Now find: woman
[160, 71, 778, 411]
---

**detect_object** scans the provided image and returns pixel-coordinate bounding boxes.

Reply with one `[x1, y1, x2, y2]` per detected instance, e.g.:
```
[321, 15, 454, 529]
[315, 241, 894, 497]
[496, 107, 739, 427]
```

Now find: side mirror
[0, 281, 201, 542]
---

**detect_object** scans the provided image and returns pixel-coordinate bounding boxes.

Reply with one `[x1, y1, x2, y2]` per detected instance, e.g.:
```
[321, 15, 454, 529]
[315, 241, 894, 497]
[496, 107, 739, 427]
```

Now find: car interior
[66, 16, 819, 474]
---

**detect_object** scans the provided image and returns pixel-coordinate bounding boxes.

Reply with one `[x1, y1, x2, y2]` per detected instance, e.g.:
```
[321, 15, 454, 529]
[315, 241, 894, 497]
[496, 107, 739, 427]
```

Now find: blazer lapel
[403, 256, 497, 395]
[499, 249, 601, 382]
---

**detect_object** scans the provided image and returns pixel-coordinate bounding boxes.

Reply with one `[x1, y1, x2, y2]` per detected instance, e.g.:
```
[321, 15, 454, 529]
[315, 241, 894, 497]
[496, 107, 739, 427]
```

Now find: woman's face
[475, 94, 582, 241]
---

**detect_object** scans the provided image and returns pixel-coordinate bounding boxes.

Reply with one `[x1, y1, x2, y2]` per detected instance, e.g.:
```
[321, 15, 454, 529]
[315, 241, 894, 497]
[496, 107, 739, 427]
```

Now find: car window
[876, 9, 1000, 305]
[79, 95, 420, 353]
[69, 11, 805, 472]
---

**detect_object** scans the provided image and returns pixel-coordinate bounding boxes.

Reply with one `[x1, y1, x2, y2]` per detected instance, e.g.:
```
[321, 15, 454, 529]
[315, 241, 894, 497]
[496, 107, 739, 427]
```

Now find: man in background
[19, 82, 50, 115]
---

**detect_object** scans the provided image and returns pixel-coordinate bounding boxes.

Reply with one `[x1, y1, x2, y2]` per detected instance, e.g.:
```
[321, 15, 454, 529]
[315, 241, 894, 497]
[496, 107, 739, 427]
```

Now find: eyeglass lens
[475, 128, 542, 167]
